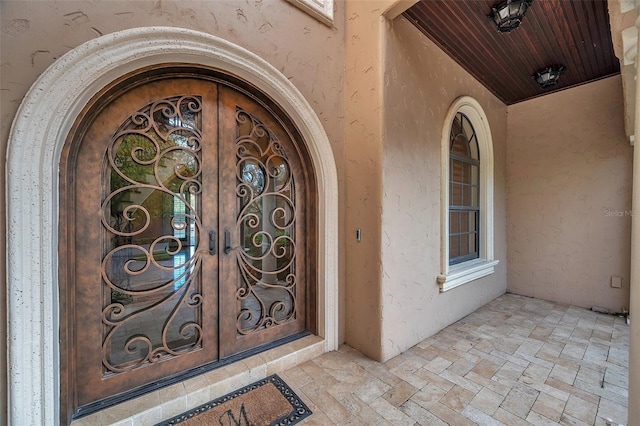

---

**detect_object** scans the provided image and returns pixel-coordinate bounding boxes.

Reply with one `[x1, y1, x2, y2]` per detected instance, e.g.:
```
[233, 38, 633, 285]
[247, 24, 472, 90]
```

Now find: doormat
[156, 374, 312, 426]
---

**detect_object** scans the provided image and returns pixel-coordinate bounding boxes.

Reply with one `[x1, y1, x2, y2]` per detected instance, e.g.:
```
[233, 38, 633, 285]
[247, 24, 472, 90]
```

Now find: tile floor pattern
[281, 293, 629, 426]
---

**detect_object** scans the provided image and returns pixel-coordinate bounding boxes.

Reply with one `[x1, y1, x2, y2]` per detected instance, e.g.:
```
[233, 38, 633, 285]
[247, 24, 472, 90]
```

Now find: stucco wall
[507, 76, 632, 312]
[379, 17, 508, 360]
[343, 0, 388, 361]
[0, 0, 345, 420]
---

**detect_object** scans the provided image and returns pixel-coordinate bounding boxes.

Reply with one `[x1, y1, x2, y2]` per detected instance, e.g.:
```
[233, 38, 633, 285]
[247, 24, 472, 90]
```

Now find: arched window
[438, 97, 498, 292]
[449, 112, 480, 264]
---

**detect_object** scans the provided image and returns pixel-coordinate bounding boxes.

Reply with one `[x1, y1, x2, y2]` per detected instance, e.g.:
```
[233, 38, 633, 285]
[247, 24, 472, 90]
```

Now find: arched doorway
[6, 27, 338, 425]
[60, 66, 316, 420]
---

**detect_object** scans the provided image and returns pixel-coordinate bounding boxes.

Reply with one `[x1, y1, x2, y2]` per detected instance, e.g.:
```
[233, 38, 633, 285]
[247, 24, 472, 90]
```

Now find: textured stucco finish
[343, 0, 387, 361]
[507, 76, 632, 312]
[608, 4, 638, 422]
[343, 2, 508, 362]
[379, 17, 508, 360]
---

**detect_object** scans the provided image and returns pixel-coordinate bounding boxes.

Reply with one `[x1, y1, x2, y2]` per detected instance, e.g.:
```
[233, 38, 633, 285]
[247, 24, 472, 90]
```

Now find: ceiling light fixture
[533, 65, 566, 89]
[489, 0, 533, 33]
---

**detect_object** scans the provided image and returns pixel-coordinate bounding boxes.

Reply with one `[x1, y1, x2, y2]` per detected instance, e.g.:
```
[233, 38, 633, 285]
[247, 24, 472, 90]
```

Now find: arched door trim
[5, 27, 338, 425]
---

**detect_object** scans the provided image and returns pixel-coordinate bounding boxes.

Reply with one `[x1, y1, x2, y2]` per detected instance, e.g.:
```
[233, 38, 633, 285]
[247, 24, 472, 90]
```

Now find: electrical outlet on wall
[610, 276, 623, 289]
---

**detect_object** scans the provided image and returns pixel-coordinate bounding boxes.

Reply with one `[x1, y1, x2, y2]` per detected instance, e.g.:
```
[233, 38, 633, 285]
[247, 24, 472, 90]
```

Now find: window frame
[449, 112, 481, 265]
[437, 97, 498, 292]
[285, 0, 334, 26]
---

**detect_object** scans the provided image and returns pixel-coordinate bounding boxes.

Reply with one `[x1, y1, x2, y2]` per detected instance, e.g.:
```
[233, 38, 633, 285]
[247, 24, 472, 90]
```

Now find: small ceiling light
[489, 0, 533, 33]
[533, 65, 566, 89]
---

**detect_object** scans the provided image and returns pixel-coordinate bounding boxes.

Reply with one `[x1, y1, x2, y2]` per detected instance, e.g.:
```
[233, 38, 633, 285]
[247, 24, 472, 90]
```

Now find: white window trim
[438, 96, 498, 292]
[285, 0, 334, 26]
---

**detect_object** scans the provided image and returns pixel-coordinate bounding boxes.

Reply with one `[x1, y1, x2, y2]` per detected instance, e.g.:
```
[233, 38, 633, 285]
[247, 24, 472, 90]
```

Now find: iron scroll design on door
[234, 108, 297, 335]
[100, 95, 204, 373]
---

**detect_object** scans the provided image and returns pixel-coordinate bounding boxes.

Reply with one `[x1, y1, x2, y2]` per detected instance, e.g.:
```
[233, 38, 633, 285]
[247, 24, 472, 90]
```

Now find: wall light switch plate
[611, 276, 623, 289]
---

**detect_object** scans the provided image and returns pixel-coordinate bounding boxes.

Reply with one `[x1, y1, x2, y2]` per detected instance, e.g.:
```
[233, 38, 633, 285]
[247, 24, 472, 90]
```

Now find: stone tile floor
[282, 293, 629, 425]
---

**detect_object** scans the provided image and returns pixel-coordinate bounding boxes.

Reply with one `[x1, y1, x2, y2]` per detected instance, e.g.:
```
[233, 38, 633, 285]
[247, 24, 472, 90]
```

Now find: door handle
[224, 230, 232, 254]
[209, 231, 216, 255]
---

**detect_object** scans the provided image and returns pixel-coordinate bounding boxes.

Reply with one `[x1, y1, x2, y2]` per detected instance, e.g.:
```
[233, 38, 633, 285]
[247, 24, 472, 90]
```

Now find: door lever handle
[209, 231, 216, 255]
[224, 230, 232, 254]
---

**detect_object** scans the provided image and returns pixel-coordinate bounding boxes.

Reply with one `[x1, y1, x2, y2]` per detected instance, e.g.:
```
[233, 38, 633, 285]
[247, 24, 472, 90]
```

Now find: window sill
[437, 259, 499, 293]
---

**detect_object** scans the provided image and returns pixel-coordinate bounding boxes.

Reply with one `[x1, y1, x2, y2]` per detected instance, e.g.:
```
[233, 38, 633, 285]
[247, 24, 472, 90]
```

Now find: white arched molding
[437, 96, 498, 292]
[6, 27, 339, 425]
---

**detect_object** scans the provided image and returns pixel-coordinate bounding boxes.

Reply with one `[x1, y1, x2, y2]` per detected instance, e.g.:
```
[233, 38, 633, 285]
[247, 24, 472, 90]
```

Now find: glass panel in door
[218, 86, 306, 357]
[73, 78, 219, 408]
[102, 95, 204, 372]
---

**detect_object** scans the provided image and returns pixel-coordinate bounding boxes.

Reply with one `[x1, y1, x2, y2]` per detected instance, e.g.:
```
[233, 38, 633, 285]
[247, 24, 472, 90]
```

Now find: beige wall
[507, 76, 632, 312]
[343, 0, 508, 362]
[343, 0, 390, 361]
[379, 16, 508, 360]
[0, 0, 345, 420]
[343, 1, 508, 362]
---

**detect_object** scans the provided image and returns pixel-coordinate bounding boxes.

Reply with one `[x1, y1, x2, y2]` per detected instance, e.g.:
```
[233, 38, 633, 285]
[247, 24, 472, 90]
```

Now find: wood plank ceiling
[403, 0, 620, 105]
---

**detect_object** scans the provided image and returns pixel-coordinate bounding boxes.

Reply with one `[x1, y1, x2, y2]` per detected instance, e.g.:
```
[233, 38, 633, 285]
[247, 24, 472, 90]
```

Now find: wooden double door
[62, 71, 313, 417]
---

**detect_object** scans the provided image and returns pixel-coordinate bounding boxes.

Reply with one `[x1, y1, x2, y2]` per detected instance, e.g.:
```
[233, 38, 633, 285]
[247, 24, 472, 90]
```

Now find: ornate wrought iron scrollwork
[101, 95, 204, 373]
[234, 108, 297, 334]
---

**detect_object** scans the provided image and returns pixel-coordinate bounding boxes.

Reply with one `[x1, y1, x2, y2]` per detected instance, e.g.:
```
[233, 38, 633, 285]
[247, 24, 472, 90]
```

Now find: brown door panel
[218, 86, 306, 358]
[73, 78, 220, 406]
[64, 71, 311, 415]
